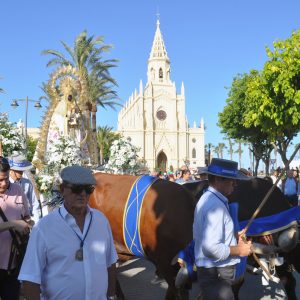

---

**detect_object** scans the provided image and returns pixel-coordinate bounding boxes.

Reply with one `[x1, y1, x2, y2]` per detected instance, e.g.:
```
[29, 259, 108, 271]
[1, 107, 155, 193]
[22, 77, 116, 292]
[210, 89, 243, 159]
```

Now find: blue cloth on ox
[123, 175, 158, 257]
[239, 206, 300, 236]
[179, 205, 300, 281]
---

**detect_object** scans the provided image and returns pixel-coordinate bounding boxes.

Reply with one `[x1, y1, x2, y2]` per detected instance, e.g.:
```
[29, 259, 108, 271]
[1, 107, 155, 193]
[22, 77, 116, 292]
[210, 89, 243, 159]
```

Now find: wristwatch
[107, 295, 117, 300]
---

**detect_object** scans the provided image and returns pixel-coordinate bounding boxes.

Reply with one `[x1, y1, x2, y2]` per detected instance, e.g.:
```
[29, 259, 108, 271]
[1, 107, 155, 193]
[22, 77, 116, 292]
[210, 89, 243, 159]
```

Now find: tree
[42, 31, 119, 165]
[226, 138, 235, 160]
[245, 30, 300, 169]
[26, 136, 38, 162]
[218, 72, 273, 175]
[96, 126, 121, 165]
[205, 143, 213, 165]
[217, 143, 226, 159]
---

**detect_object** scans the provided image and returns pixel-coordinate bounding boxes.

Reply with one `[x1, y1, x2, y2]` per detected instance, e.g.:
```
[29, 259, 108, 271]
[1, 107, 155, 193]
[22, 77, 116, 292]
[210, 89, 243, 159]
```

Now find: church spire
[149, 19, 169, 61]
[147, 18, 171, 85]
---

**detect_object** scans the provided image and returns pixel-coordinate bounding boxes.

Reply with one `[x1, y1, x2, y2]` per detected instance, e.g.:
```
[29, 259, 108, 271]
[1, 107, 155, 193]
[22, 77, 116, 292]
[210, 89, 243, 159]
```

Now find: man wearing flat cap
[193, 158, 252, 300]
[8, 152, 41, 224]
[19, 165, 118, 300]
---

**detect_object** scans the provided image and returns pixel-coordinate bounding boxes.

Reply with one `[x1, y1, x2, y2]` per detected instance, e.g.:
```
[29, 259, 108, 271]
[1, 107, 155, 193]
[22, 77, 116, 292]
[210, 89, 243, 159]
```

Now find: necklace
[59, 208, 93, 261]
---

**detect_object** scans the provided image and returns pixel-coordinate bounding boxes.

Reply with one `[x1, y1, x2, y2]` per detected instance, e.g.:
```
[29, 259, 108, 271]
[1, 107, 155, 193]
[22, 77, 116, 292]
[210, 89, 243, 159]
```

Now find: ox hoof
[151, 274, 164, 285]
[175, 267, 189, 288]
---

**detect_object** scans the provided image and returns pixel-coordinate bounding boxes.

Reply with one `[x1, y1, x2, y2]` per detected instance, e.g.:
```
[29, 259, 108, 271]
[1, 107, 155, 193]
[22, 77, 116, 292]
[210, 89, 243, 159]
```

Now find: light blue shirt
[283, 177, 299, 196]
[193, 186, 240, 268]
[9, 176, 41, 223]
[19, 204, 118, 300]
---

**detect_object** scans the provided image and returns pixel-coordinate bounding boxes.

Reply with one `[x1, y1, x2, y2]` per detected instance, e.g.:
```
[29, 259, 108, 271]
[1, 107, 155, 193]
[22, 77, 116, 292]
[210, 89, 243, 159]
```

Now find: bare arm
[107, 263, 117, 297]
[0, 220, 30, 234]
[22, 281, 41, 300]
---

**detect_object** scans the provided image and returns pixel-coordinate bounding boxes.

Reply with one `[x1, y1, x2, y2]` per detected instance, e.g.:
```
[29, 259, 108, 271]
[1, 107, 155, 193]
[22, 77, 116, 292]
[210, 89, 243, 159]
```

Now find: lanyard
[208, 190, 230, 212]
[59, 208, 93, 248]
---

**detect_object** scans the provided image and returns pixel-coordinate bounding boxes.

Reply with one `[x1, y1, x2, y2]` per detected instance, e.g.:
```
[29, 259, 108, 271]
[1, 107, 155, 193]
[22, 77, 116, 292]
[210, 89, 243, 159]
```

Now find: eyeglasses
[0, 156, 9, 165]
[64, 184, 95, 195]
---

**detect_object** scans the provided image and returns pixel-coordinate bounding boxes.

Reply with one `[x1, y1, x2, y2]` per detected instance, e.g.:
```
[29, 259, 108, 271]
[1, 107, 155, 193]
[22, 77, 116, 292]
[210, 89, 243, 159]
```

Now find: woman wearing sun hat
[8, 152, 41, 224]
[193, 158, 253, 300]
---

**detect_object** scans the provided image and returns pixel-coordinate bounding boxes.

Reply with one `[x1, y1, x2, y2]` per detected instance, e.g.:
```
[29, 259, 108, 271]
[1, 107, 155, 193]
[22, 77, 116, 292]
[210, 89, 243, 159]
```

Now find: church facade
[117, 20, 205, 171]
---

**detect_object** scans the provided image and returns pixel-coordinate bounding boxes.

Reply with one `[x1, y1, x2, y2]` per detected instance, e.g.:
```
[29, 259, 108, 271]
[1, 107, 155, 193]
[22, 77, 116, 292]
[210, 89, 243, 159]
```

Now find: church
[117, 19, 205, 171]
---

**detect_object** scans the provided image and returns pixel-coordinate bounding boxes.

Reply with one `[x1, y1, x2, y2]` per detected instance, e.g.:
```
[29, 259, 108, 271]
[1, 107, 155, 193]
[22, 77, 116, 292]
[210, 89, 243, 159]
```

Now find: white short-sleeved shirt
[19, 204, 118, 300]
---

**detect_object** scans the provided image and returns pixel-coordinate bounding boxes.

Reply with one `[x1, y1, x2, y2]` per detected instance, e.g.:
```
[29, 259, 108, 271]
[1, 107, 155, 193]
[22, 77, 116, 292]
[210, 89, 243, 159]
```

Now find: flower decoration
[0, 113, 24, 156]
[105, 137, 142, 175]
[35, 135, 84, 196]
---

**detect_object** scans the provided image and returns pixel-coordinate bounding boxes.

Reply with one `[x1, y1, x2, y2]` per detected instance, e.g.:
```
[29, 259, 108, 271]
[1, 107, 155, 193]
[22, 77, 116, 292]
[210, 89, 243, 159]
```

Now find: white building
[117, 19, 205, 171]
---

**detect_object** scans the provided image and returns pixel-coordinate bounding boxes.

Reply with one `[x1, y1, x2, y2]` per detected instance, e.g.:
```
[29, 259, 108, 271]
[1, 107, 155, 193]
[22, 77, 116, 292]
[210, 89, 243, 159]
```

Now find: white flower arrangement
[105, 137, 143, 175]
[35, 136, 84, 196]
[0, 113, 24, 156]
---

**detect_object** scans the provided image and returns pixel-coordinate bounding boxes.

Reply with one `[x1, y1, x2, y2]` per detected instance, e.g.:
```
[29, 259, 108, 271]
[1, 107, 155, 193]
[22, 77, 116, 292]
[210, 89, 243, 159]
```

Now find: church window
[156, 110, 167, 121]
[192, 148, 196, 159]
[192, 138, 196, 143]
[159, 68, 163, 82]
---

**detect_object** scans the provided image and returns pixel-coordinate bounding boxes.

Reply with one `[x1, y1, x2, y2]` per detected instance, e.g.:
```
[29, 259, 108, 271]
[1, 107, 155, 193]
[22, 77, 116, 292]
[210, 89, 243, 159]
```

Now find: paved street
[118, 258, 300, 299]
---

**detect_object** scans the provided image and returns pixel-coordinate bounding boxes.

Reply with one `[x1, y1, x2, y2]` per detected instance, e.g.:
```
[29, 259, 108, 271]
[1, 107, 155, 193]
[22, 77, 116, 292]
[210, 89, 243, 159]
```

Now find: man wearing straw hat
[8, 152, 41, 224]
[193, 158, 253, 300]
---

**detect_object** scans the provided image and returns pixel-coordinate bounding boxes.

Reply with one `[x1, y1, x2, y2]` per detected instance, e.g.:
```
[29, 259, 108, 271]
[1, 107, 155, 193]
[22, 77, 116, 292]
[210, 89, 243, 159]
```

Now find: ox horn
[277, 225, 299, 252]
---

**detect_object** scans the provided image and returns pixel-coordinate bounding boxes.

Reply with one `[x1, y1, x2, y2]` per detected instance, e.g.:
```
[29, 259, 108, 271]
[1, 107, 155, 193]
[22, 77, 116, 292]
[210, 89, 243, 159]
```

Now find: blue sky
[1, 0, 300, 169]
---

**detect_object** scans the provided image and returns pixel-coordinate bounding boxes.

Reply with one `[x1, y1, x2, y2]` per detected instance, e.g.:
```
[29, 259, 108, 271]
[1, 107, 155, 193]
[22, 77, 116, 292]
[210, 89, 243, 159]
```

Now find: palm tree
[217, 143, 227, 159]
[235, 140, 244, 168]
[42, 31, 119, 165]
[213, 145, 220, 158]
[226, 138, 234, 160]
[97, 126, 121, 165]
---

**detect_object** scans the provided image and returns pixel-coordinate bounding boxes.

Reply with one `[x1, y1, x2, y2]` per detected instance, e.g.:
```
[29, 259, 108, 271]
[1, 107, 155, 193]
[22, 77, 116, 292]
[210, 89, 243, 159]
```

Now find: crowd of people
[270, 167, 300, 206]
[1, 152, 299, 299]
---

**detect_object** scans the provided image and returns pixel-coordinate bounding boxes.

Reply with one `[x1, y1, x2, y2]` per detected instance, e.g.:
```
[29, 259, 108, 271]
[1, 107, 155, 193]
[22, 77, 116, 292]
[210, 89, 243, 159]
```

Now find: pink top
[0, 183, 30, 269]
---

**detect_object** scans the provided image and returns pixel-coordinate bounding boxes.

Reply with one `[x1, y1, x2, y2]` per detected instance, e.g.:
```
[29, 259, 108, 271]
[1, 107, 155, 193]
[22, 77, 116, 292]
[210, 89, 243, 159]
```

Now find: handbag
[0, 207, 29, 276]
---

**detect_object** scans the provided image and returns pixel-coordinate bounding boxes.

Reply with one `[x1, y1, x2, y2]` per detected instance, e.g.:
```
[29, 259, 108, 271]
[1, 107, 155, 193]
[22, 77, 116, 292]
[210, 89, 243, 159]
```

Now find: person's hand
[10, 220, 31, 235]
[237, 235, 252, 257]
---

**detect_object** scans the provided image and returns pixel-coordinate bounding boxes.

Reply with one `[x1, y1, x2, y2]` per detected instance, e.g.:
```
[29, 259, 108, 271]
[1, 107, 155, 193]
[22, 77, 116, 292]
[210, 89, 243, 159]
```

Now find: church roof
[149, 19, 169, 61]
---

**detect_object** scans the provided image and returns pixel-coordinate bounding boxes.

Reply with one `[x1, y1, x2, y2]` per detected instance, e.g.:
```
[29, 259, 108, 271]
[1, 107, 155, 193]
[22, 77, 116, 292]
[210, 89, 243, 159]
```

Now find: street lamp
[11, 96, 43, 151]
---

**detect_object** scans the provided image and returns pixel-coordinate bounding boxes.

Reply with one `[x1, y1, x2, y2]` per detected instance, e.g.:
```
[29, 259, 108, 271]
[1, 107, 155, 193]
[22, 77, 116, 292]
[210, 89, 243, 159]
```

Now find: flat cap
[60, 165, 96, 185]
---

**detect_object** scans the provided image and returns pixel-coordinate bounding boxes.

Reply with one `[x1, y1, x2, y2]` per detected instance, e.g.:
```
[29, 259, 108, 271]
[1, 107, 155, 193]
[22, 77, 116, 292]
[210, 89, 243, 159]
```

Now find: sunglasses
[0, 156, 9, 165]
[64, 184, 95, 195]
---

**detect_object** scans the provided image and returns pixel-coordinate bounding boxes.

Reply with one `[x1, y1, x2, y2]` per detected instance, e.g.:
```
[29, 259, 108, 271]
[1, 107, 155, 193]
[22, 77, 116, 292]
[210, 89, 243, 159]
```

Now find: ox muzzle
[251, 224, 299, 255]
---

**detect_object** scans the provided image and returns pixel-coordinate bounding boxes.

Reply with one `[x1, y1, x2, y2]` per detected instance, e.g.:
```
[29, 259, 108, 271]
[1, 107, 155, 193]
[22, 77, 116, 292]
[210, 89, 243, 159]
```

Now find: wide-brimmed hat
[60, 165, 96, 185]
[201, 158, 250, 180]
[8, 153, 33, 171]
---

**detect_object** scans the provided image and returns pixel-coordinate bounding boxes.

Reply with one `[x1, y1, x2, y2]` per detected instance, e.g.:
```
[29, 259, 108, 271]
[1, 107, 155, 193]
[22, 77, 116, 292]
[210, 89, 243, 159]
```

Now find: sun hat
[201, 158, 250, 180]
[60, 165, 96, 185]
[8, 152, 33, 171]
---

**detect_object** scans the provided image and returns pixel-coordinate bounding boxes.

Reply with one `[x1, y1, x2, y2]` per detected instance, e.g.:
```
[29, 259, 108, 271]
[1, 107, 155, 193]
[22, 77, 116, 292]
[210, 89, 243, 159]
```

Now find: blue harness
[178, 205, 300, 280]
[123, 175, 158, 256]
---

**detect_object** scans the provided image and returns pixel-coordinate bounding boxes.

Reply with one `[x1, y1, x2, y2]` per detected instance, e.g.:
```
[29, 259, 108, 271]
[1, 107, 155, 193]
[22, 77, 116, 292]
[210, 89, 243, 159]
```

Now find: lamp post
[11, 96, 43, 152]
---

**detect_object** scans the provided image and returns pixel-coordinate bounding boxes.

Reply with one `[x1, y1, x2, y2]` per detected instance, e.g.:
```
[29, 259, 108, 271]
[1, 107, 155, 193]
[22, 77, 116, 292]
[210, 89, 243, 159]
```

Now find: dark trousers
[0, 269, 20, 300]
[285, 194, 298, 207]
[197, 265, 235, 300]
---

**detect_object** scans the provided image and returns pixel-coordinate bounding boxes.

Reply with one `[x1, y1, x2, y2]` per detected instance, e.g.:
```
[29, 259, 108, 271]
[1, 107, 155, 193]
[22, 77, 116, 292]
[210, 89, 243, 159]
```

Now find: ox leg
[231, 277, 244, 300]
[160, 264, 189, 300]
[276, 263, 297, 300]
[116, 278, 125, 300]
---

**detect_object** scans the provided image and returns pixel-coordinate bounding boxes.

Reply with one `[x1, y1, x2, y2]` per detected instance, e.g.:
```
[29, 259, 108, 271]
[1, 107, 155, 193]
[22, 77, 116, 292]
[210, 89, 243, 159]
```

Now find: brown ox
[89, 173, 204, 300]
